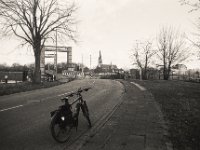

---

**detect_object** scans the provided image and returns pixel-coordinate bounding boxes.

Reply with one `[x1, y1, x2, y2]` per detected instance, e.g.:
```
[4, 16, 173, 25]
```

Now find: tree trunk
[165, 62, 171, 80]
[33, 39, 42, 84]
[143, 69, 147, 80]
[163, 61, 169, 80]
[167, 69, 170, 80]
[165, 72, 169, 80]
[163, 46, 168, 80]
[33, 52, 41, 83]
[143, 56, 148, 80]
[163, 68, 169, 80]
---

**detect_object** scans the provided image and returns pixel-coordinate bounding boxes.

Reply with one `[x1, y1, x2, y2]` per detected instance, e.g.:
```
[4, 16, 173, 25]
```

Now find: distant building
[66, 63, 78, 71]
[171, 64, 187, 75]
[62, 70, 84, 79]
[95, 51, 124, 77]
[60, 63, 84, 79]
[172, 64, 187, 71]
[99, 64, 117, 72]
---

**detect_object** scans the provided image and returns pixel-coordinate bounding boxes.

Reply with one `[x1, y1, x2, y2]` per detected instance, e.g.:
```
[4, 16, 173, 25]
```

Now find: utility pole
[82, 54, 84, 73]
[90, 54, 91, 69]
[55, 29, 58, 76]
[136, 40, 142, 80]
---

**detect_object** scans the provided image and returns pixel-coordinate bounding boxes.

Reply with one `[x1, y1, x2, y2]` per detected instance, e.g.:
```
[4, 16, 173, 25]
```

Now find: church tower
[98, 50, 102, 67]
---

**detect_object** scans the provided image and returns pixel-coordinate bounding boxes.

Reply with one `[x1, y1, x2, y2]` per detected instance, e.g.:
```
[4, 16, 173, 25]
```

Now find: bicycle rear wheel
[50, 114, 73, 143]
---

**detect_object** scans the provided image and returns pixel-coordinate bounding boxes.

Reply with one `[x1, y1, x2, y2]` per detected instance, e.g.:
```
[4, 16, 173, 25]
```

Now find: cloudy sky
[0, 0, 200, 69]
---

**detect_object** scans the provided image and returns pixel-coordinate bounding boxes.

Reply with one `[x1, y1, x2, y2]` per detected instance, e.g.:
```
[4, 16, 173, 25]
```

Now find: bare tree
[180, 0, 200, 12]
[157, 26, 188, 80]
[0, 0, 77, 83]
[180, 0, 200, 58]
[131, 40, 156, 80]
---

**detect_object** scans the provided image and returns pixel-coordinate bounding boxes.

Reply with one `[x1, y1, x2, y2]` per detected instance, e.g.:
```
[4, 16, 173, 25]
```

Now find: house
[171, 64, 187, 75]
[62, 70, 84, 79]
[172, 64, 187, 71]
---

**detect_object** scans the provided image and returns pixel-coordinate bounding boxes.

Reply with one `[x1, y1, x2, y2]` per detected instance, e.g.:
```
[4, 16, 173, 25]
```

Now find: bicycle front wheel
[50, 114, 73, 143]
[82, 101, 92, 128]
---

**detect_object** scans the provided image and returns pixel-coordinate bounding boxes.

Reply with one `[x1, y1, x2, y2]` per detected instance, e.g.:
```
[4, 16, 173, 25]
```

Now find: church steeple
[98, 50, 102, 67]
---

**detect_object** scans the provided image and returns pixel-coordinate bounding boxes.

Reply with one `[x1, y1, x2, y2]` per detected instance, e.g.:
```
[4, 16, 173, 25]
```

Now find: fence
[129, 69, 200, 83]
[170, 70, 200, 82]
[0, 71, 28, 82]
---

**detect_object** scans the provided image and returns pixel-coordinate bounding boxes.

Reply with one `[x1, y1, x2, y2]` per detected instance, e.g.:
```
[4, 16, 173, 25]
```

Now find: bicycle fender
[50, 110, 58, 117]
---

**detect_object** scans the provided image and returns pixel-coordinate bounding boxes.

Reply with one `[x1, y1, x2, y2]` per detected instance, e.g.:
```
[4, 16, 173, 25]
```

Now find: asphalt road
[0, 79, 124, 150]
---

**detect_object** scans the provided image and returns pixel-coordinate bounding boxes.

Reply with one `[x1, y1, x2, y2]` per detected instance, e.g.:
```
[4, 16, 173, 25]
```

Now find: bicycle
[50, 87, 92, 143]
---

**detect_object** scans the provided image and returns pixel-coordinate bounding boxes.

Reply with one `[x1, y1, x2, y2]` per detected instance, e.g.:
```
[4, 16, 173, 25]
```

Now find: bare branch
[157, 26, 188, 79]
[0, 0, 77, 83]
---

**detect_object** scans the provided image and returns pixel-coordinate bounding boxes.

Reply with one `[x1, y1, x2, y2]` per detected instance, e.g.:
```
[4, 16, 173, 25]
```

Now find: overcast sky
[0, 0, 200, 69]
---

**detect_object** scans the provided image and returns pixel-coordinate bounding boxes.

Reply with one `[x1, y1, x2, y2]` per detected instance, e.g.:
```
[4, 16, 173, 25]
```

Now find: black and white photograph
[0, 0, 200, 150]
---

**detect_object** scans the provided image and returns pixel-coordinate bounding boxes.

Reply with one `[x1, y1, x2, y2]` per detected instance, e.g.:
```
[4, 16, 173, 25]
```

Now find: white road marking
[58, 93, 65, 97]
[0, 91, 75, 112]
[130, 82, 146, 91]
[0, 105, 23, 112]
[58, 91, 74, 97]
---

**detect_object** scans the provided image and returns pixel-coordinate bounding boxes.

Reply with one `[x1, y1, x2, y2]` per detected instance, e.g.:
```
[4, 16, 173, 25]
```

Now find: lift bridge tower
[40, 45, 72, 79]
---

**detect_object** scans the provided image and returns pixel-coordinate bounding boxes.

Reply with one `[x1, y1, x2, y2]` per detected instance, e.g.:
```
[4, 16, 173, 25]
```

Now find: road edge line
[0, 105, 23, 112]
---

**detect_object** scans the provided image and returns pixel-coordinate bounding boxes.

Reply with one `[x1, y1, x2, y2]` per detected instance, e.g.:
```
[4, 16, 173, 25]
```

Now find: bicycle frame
[50, 87, 91, 129]
[50, 87, 92, 143]
[69, 89, 90, 129]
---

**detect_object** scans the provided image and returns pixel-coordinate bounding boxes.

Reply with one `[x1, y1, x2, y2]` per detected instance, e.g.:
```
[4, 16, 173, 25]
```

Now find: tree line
[131, 1, 200, 80]
[0, 0, 200, 83]
[0, 63, 30, 72]
[131, 26, 188, 80]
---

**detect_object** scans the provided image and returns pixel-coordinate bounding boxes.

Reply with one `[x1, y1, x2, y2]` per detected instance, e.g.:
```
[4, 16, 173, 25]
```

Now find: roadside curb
[65, 80, 126, 150]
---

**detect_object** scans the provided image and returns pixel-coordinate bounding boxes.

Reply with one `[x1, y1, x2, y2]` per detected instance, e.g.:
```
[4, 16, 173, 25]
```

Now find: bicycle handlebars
[60, 87, 91, 102]
[77, 87, 91, 93]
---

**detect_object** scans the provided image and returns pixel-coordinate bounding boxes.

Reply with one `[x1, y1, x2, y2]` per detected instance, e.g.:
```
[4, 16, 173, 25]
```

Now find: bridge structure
[40, 45, 72, 79]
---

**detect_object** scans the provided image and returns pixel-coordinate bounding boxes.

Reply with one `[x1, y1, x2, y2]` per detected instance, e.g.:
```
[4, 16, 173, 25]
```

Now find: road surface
[0, 79, 124, 150]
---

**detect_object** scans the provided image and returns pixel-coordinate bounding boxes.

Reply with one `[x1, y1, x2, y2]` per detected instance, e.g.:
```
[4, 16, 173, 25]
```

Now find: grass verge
[0, 81, 64, 96]
[132, 79, 200, 150]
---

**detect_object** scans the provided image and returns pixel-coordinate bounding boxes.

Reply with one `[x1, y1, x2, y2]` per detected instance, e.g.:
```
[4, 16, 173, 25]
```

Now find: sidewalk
[79, 80, 172, 150]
